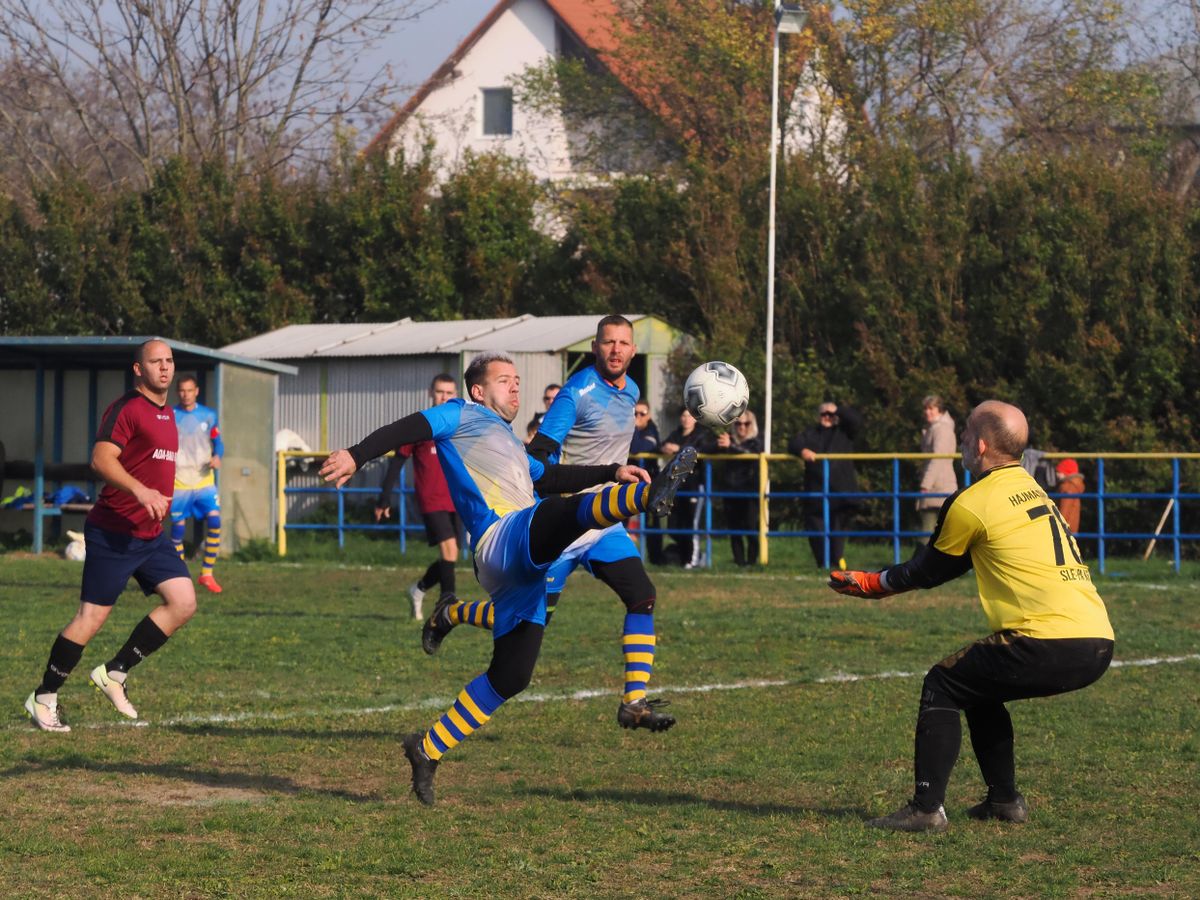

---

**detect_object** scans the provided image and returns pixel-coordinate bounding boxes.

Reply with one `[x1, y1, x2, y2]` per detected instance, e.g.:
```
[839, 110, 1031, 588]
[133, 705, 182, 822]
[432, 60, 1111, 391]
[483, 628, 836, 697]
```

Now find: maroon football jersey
[87, 390, 178, 538]
[398, 440, 454, 514]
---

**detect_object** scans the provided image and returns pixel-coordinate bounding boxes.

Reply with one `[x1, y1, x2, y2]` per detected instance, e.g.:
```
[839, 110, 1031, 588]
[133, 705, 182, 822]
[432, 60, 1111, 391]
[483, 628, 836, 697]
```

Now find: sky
[374, 0, 499, 99]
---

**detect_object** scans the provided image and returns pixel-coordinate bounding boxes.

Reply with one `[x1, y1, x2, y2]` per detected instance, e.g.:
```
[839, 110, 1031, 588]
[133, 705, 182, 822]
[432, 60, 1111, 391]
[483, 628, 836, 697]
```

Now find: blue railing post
[892, 457, 902, 565]
[337, 488, 345, 550]
[822, 458, 831, 569]
[1172, 458, 1181, 574]
[1096, 457, 1106, 575]
[704, 461, 713, 568]
[399, 462, 408, 554]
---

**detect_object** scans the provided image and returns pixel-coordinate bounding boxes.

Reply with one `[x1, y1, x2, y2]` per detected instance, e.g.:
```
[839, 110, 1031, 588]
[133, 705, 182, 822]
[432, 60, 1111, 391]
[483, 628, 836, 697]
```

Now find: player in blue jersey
[426, 315, 677, 733]
[319, 351, 697, 805]
[169, 375, 224, 593]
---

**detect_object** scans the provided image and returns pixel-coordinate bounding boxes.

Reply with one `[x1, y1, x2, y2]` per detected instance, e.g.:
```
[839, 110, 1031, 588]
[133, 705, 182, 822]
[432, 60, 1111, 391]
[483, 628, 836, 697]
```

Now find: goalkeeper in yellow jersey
[830, 400, 1113, 833]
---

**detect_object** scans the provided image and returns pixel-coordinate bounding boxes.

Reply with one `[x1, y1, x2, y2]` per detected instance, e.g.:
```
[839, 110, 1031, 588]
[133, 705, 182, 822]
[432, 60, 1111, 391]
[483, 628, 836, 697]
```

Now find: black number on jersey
[1027, 503, 1083, 566]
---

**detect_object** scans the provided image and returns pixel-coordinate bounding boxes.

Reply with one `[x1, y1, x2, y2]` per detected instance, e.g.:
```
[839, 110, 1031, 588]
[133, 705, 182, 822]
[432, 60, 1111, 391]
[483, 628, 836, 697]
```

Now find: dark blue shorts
[81, 523, 191, 606]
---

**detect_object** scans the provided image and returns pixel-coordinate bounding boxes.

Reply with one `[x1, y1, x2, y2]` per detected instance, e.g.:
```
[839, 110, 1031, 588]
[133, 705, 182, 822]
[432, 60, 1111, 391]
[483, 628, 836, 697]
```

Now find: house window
[481, 88, 513, 136]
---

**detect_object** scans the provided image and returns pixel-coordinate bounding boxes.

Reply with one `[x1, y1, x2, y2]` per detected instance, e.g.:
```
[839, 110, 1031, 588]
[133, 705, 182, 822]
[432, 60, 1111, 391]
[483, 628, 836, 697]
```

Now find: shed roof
[220, 315, 670, 360]
[0, 336, 298, 375]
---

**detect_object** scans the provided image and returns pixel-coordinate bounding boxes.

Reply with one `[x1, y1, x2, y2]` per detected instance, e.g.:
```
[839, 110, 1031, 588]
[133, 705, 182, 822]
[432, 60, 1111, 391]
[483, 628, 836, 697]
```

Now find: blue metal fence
[277, 451, 1199, 572]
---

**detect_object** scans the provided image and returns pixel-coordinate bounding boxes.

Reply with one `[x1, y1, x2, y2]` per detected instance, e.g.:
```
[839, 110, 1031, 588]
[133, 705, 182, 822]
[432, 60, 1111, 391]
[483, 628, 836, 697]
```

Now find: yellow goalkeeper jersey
[933, 463, 1113, 640]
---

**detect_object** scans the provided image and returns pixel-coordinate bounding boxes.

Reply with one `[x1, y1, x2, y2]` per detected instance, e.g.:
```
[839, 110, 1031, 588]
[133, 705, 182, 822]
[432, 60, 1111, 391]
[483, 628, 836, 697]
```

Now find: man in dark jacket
[629, 400, 664, 564]
[789, 401, 864, 569]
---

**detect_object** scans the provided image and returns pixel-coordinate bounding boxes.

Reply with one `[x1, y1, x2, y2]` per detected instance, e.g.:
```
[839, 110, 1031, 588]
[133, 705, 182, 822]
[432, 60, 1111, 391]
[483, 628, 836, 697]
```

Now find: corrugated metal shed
[224, 314, 688, 525]
[220, 315, 655, 359]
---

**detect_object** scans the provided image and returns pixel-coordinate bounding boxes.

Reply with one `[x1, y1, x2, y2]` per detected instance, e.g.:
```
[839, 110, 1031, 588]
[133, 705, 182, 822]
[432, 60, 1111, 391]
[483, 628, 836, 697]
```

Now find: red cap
[1055, 459, 1079, 477]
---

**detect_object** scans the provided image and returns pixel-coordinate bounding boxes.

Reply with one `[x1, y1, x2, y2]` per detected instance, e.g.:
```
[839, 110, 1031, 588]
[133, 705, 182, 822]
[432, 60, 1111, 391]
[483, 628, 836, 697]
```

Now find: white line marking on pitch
[12, 654, 1197, 732]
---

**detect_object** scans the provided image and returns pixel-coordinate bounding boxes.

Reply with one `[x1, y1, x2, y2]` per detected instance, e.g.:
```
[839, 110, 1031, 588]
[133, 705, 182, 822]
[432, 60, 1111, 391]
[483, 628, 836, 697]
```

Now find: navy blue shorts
[81, 523, 191, 606]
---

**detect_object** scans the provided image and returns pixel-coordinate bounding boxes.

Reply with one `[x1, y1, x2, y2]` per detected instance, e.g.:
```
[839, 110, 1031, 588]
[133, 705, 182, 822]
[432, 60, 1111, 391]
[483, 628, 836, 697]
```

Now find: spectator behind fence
[629, 400, 664, 565]
[1055, 458, 1084, 534]
[716, 410, 762, 566]
[661, 408, 717, 568]
[917, 395, 958, 539]
[530, 384, 560, 431]
[789, 401, 864, 570]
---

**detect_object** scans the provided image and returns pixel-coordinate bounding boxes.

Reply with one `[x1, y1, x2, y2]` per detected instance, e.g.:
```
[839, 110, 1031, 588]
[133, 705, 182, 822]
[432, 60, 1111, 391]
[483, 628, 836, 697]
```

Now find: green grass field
[2, 550, 1198, 898]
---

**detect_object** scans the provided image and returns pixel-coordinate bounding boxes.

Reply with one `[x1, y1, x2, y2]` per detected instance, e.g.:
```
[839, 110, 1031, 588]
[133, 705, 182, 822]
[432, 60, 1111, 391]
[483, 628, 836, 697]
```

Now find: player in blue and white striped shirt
[319, 350, 696, 806]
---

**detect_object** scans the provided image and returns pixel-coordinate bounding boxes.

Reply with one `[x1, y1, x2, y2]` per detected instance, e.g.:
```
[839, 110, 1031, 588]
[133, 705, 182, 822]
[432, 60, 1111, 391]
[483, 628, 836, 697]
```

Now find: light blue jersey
[173, 402, 223, 488]
[538, 367, 639, 469]
[422, 399, 547, 550]
[538, 367, 641, 591]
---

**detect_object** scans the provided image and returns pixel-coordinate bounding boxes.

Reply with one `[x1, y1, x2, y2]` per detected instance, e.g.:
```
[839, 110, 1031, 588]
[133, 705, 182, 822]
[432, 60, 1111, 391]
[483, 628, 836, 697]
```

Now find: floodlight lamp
[775, 3, 807, 34]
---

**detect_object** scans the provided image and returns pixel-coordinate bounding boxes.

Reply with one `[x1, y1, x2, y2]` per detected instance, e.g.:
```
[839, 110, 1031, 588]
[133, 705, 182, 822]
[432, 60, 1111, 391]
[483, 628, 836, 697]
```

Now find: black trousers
[803, 507, 852, 567]
[724, 496, 758, 565]
[913, 632, 1114, 811]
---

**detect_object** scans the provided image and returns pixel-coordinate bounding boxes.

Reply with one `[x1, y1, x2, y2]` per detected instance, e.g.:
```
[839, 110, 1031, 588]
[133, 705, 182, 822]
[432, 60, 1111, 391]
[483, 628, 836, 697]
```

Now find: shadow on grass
[165, 723, 399, 742]
[0, 755, 378, 803]
[1, 581, 80, 590]
[211, 609, 404, 623]
[519, 785, 864, 819]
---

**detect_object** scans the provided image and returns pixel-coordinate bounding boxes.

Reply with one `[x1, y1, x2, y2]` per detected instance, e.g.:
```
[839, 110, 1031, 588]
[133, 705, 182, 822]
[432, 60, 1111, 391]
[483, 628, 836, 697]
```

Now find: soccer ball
[684, 361, 750, 429]
[64, 540, 86, 562]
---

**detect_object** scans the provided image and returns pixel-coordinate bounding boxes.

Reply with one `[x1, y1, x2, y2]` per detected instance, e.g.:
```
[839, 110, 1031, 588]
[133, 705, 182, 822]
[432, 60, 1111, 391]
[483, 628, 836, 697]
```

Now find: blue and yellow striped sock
[447, 599, 494, 630]
[170, 520, 186, 560]
[202, 515, 220, 576]
[577, 483, 650, 530]
[621, 612, 656, 704]
[422, 673, 505, 761]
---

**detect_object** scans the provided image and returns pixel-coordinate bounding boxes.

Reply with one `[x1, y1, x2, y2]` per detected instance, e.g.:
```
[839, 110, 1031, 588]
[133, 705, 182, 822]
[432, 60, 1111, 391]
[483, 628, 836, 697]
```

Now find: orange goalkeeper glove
[828, 569, 896, 599]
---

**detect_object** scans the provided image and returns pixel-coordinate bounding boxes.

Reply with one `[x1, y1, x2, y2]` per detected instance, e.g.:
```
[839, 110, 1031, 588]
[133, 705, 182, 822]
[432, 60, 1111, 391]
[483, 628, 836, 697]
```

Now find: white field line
[13, 653, 1199, 732]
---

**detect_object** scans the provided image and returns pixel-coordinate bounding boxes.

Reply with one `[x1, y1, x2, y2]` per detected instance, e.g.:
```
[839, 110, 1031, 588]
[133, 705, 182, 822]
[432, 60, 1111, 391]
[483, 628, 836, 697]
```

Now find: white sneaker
[25, 692, 70, 732]
[89, 665, 138, 719]
[408, 582, 426, 620]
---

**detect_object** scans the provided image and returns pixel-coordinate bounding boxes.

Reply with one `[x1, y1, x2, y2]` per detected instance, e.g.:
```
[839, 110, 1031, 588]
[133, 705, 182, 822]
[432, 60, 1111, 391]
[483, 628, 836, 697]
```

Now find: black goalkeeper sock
[107, 616, 169, 674]
[37, 633, 85, 694]
[437, 558, 456, 596]
[418, 560, 441, 591]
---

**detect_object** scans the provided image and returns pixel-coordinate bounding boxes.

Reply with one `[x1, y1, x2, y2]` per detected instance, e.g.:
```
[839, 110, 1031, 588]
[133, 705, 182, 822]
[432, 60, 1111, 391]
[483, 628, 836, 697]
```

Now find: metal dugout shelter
[0, 337, 296, 554]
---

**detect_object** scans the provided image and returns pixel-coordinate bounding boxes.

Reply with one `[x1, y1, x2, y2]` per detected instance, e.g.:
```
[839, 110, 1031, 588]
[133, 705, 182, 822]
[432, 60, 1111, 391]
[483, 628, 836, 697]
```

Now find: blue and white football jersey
[173, 402, 223, 488]
[538, 367, 639, 470]
[422, 398, 548, 549]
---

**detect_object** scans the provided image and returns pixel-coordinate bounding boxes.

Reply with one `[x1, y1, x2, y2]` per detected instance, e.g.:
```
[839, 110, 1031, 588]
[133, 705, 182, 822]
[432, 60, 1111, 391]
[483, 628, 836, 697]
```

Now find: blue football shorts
[472, 503, 551, 639]
[170, 484, 220, 522]
[544, 523, 639, 594]
[81, 522, 191, 605]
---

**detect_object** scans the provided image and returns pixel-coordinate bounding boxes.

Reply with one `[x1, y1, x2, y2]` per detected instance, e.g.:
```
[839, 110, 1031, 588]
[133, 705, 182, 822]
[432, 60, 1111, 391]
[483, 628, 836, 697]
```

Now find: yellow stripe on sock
[458, 690, 490, 725]
[624, 652, 655, 666]
[624, 483, 641, 513]
[423, 733, 443, 761]
[447, 706, 473, 736]
[606, 488, 622, 523]
[622, 633, 656, 646]
[432, 720, 459, 751]
[624, 688, 646, 702]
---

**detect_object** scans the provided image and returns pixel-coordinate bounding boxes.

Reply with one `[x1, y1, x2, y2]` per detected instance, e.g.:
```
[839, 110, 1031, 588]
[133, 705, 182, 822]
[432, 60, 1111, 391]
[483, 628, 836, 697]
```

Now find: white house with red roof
[366, 0, 855, 183]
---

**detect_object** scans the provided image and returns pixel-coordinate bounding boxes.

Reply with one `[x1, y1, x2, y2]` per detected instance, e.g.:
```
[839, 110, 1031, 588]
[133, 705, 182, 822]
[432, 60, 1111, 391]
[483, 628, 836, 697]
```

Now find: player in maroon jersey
[374, 373, 463, 619]
[24, 339, 197, 731]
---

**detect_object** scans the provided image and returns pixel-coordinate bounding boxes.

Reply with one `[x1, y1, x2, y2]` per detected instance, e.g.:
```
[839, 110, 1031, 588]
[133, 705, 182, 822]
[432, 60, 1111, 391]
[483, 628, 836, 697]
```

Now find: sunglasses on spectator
[634, 410, 649, 417]
[819, 410, 837, 418]
[735, 420, 752, 427]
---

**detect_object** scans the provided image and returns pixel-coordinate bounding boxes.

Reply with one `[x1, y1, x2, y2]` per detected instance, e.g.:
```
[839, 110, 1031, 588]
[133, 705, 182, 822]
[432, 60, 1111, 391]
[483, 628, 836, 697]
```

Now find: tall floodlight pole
[766, 3, 807, 454]
[760, 4, 807, 566]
